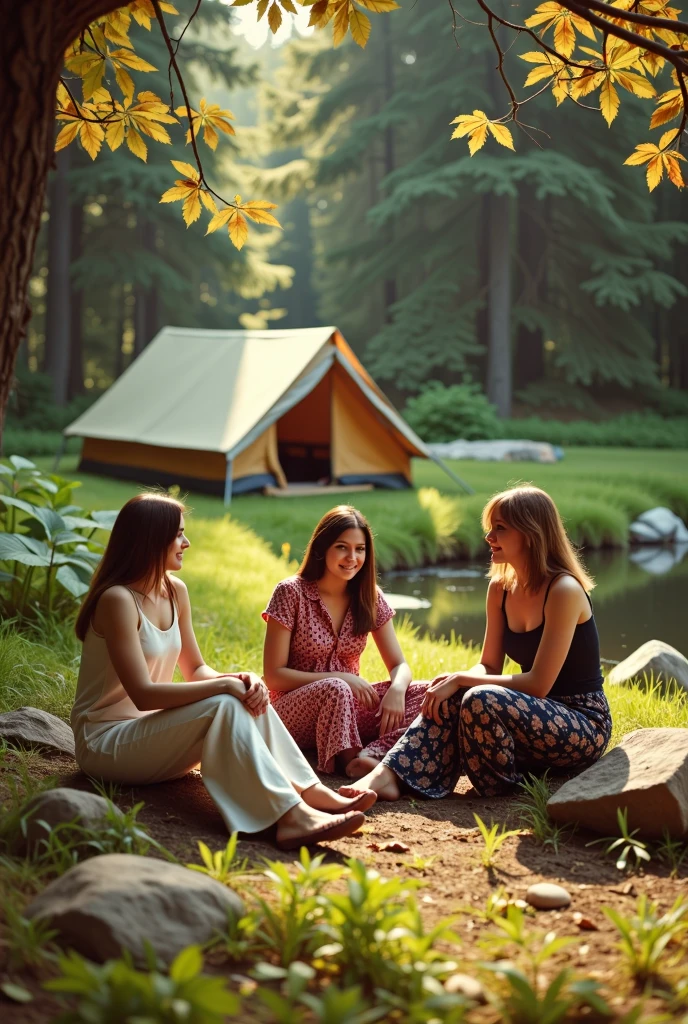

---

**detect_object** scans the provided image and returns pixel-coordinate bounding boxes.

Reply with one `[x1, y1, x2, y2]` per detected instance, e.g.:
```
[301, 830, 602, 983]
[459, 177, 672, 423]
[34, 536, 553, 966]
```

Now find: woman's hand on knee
[230, 672, 269, 717]
[422, 674, 463, 725]
[340, 674, 380, 711]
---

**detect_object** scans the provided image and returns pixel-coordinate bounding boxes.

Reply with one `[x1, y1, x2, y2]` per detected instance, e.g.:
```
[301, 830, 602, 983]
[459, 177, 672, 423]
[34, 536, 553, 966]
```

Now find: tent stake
[223, 457, 234, 506]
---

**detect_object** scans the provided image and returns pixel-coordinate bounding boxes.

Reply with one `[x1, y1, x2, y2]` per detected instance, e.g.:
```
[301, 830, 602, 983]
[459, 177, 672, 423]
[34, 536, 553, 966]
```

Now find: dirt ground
[2, 751, 687, 1023]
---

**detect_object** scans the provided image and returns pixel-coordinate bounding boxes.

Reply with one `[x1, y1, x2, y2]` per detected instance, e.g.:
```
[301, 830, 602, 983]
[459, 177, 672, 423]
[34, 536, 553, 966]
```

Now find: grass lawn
[41, 446, 688, 570]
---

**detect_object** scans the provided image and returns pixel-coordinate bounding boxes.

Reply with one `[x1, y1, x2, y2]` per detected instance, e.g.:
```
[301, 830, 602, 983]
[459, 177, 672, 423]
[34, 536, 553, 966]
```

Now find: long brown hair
[482, 485, 594, 594]
[75, 493, 186, 641]
[298, 505, 377, 634]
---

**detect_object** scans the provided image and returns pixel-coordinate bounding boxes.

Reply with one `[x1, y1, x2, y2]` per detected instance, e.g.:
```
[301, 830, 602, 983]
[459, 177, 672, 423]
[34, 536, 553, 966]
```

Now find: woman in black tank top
[340, 486, 612, 802]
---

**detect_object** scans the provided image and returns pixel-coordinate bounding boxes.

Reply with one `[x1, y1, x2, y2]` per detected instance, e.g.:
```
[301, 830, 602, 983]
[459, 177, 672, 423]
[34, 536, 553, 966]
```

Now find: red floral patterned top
[262, 575, 395, 700]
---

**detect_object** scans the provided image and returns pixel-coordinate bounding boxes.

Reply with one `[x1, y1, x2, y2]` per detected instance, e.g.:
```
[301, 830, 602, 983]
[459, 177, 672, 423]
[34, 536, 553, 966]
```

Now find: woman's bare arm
[95, 587, 245, 712]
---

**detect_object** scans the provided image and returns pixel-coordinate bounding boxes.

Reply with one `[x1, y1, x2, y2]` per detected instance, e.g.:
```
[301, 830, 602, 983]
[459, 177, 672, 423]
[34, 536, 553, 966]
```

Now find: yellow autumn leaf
[350, 6, 371, 47]
[357, 0, 400, 10]
[488, 121, 515, 150]
[623, 142, 659, 166]
[599, 79, 622, 125]
[333, 2, 350, 46]
[227, 210, 249, 249]
[665, 155, 685, 188]
[241, 200, 281, 226]
[182, 191, 202, 225]
[171, 159, 199, 180]
[467, 123, 488, 155]
[649, 89, 683, 128]
[126, 127, 148, 161]
[54, 121, 81, 152]
[646, 154, 663, 190]
[268, 1, 282, 32]
[206, 208, 233, 234]
[658, 127, 682, 150]
[175, 99, 235, 151]
[554, 15, 576, 58]
[614, 71, 657, 99]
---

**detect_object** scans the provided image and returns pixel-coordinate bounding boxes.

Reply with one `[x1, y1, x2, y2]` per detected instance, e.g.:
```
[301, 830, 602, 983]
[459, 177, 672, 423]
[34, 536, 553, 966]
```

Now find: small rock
[525, 883, 571, 910]
[24, 853, 243, 966]
[380, 840, 410, 853]
[573, 912, 598, 931]
[547, 727, 688, 839]
[0, 707, 75, 757]
[20, 788, 122, 857]
[607, 640, 688, 694]
[444, 973, 486, 1002]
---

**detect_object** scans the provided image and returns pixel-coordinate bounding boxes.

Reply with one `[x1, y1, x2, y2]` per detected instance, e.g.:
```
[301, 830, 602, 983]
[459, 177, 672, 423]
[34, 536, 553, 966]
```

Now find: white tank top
[71, 588, 182, 742]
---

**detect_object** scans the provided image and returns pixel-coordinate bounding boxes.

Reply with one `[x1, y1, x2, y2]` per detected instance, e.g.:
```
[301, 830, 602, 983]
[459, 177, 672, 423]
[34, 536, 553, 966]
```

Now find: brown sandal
[276, 810, 365, 851]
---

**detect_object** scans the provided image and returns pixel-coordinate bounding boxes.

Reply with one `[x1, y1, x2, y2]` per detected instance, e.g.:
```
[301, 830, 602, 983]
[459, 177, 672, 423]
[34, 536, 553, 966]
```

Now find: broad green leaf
[90, 510, 119, 530]
[62, 515, 102, 531]
[0, 494, 38, 517]
[56, 565, 91, 598]
[9, 455, 36, 470]
[170, 944, 203, 983]
[0, 534, 51, 566]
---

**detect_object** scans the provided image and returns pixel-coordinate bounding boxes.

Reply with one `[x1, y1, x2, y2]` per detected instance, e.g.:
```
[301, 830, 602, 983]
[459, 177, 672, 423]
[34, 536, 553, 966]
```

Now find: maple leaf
[175, 98, 235, 150]
[98, 9, 134, 49]
[104, 91, 177, 161]
[55, 82, 106, 160]
[624, 130, 686, 190]
[160, 160, 217, 226]
[64, 34, 157, 104]
[649, 87, 684, 128]
[574, 42, 655, 125]
[451, 110, 515, 154]
[129, 0, 179, 31]
[206, 194, 281, 251]
[520, 51, 570, 104]
[525, 2, 597, 59]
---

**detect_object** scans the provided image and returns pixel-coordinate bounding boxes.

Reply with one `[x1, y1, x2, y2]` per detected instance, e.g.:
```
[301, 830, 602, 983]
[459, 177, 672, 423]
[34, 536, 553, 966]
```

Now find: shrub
[7, 368, 95, 432]
[1, 429, 81, 458]
[0, 455, 116, 623]
[404, 382, 501, 442]
[500, 414, 688, 449]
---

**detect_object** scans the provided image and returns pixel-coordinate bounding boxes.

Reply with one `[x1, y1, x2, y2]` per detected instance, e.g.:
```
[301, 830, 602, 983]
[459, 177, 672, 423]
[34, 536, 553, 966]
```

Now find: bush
[0, 455, 116, 623]
[2, 429, 81, 458]
[500, 414, 688, 449]
[404, 381, 500, 442]
[6, 368, 95, 433]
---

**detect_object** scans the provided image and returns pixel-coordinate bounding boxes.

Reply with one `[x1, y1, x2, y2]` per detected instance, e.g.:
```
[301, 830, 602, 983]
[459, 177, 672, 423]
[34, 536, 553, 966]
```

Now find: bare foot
[345, 754, 380, 779]
[301, 782, 377, 813]
[275, 802, 363, 847]
[340, 763, 401, 802]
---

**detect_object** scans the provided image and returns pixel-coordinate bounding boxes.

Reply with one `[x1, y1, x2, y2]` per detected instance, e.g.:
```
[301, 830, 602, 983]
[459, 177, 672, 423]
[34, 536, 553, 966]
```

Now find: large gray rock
[607, 640, 688, 694]
[547, 728, 688, 839]
[25, 854, 244, 966]
[0, 706, 75, 756]
[630, 507, 688, 545]
[427, 439, 559, 463]
[20, 788, 121, 857]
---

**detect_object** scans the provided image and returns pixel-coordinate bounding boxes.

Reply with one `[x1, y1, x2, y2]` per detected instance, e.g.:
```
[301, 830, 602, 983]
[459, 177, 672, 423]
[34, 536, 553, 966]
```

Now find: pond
[383, 546, 688, 663]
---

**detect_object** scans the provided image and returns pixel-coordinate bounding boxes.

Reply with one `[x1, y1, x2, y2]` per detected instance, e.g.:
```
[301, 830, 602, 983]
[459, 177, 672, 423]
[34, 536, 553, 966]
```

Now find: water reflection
[383, 546, 688, 662]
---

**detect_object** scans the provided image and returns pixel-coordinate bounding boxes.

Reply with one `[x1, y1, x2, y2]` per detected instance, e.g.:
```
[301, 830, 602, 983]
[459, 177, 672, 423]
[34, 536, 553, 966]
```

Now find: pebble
[444, 974, 486, 1002]
[525, 882, 572, 910]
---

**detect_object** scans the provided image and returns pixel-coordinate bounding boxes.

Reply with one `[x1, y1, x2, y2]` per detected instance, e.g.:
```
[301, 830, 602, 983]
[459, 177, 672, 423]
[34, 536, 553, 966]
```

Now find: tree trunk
[134, 219, 159, 356]
[514, 193, 546, 391]
[44, 147, 72, 403]
[486, 193, 512, 418]
[68, 199, 84, 399]
[0, 0, 137, 437]
[381, 15, 397, 320]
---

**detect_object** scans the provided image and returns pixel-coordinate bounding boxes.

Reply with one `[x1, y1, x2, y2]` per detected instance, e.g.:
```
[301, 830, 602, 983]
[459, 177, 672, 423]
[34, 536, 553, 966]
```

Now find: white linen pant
[76, 695, 319, 834]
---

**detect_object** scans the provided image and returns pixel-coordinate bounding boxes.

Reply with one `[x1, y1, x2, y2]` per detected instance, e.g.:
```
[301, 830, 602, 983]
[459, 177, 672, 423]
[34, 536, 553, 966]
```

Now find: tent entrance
[276, 373, 332, 485]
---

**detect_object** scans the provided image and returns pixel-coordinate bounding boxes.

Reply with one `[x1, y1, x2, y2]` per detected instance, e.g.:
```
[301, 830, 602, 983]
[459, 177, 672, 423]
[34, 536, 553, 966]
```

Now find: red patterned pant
[270, 678, 430, 773]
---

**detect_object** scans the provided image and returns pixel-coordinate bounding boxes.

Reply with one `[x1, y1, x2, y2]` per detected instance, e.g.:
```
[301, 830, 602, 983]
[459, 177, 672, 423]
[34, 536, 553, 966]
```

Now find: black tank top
[502, 575, 604, 697]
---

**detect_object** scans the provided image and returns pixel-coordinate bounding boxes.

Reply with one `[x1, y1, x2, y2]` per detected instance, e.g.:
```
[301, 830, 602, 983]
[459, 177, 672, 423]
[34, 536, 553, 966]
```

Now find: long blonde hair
[482, 485, 594, 594]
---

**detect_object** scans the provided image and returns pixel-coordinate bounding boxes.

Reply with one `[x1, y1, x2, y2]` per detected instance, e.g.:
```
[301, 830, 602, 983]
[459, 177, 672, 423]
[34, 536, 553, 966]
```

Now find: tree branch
[557, 0, 688, 71]
[574, 0, 688, 37]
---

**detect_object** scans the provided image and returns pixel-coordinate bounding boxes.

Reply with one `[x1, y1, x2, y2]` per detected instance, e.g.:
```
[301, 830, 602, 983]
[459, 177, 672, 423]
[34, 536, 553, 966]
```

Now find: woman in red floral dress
[262, 506, 429, 775]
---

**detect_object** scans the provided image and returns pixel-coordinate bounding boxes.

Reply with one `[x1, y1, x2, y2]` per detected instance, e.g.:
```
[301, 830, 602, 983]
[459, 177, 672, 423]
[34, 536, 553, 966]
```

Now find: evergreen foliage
[259, 0, 688, 407]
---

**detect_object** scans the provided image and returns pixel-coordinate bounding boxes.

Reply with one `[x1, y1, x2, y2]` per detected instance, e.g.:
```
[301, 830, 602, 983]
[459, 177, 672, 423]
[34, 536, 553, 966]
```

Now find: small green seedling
[186, 832, 249, 886]
[514, 772, 573, 853]
[655, 828, 688, 879]
[587, 807, 651, 872]
[604, 895, 688, 987]
[473, 813, 521, 868]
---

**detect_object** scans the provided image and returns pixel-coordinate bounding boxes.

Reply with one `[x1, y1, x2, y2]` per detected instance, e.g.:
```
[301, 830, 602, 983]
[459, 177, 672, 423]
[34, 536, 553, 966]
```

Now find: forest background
[6, 0, 688, 453]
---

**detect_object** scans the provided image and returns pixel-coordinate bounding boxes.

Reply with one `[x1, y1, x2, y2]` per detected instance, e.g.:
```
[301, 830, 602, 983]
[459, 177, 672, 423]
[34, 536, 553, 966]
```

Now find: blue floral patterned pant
[382, 684, 612, 798]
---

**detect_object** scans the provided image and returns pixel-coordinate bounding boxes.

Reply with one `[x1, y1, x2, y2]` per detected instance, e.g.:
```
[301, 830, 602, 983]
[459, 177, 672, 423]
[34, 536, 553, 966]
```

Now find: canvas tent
[64, 326, 471, 502]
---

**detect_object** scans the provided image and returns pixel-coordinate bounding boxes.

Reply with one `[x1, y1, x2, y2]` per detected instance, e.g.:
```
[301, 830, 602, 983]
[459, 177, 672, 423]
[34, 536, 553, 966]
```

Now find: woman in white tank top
[71, 493, 375, 850]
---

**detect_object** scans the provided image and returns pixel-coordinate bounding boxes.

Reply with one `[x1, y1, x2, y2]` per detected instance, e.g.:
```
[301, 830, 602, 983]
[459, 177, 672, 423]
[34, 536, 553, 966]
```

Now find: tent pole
[431, 455, 474, 495]
[223, 457, 234, 507]
[53, 435, 67, 473]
